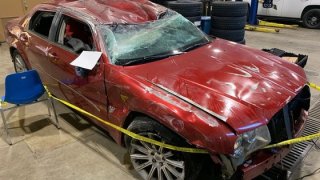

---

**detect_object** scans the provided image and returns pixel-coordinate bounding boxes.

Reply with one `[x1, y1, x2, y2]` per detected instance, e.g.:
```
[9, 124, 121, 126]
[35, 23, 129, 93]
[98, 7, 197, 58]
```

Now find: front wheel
[302, 9, 320, 29]
[125, 117, 203, 180]
[12, 50, 28, 73]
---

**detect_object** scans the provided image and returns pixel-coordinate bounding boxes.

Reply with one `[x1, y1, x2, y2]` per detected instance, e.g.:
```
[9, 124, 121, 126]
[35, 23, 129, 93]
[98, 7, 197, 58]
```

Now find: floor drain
[256, 101, 320, 180]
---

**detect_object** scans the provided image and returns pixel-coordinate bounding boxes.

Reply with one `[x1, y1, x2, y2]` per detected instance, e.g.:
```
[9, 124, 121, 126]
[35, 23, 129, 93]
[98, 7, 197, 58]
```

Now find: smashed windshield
[99, 11, 211, 65]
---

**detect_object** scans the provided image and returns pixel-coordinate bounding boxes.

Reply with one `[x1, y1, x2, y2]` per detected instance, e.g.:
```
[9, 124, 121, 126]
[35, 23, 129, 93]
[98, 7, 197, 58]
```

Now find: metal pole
[50, 98, 60, 129]
[0, 109, 12, 145]
[249, 0, 258, 25]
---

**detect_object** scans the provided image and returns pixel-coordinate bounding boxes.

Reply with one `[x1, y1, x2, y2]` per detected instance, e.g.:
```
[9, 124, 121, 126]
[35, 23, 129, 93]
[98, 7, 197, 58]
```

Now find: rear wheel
[302, 9, 320, 29]
[12, 50, 28, 73]
[125, 117, 203, 180]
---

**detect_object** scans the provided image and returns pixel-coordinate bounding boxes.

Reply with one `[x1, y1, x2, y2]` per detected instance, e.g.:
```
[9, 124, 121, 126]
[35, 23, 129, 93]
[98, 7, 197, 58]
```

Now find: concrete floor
[0, 44, 139, 179]
[0, 27, 320, 180]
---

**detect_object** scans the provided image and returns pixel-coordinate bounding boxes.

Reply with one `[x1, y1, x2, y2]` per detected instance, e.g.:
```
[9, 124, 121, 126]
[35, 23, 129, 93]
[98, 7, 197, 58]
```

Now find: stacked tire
[151, 0, 203, 25]
[211, 2, 248, 44]
[150, 0, 175, 6]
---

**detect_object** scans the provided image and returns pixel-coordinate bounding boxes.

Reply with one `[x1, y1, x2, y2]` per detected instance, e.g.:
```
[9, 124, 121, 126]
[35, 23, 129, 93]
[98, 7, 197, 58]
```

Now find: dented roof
[49, 0, 166, 24]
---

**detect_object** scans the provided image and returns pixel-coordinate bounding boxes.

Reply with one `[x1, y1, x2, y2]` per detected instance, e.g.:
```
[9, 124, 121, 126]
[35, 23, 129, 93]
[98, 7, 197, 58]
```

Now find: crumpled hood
[122, 39, 307, 133]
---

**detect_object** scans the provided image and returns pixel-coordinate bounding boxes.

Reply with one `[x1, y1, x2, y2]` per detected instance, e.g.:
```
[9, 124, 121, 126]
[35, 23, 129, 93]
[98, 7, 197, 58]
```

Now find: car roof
[47, 0, 167, 24]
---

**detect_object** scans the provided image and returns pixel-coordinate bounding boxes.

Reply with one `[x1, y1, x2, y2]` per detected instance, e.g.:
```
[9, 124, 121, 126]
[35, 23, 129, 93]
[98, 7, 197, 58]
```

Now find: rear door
[43, 10, 108, 122]
[25, 10, 56, 72]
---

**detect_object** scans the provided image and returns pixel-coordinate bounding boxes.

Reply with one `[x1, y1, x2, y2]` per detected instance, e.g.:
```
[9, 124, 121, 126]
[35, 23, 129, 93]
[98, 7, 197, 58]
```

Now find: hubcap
[307, 14, 320, 27]
[311, 17, 318, 22]
[130, 133, 185, 180]
[14, 54, 27, 72]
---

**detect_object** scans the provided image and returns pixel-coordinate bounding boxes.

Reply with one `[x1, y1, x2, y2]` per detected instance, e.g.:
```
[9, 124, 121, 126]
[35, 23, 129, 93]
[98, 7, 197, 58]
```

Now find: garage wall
[0, 0, 48, 41]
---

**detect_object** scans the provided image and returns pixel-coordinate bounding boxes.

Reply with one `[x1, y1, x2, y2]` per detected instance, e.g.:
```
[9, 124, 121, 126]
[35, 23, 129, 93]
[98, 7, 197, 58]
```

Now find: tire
[211, 16, 247, 30]
[211, 29, 245, 42]
[212, 2, 248, 17]
[167, 1, 203, 17]
[12, 50, 28, 73]
[125, 116, 204, 180]
[186, 16, 201, 23]
[237, 39, 246, 45]
[150, 0, 175, 6]
[302, 9, 320, 29]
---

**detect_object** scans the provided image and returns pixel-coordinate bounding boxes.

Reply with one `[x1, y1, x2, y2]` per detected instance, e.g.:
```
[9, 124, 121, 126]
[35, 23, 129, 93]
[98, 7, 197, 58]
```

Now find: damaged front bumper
[238, 111, 307, 180]
[220, 86, 310, 179]
[237, 147, 291, 180]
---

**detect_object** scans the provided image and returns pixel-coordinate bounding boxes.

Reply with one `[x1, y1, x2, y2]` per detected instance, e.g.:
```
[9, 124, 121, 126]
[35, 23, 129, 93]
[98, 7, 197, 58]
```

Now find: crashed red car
[5, 0, 310, 179]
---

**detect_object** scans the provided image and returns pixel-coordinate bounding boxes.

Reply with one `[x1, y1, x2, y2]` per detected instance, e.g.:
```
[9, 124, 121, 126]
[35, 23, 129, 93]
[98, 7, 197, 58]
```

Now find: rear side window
[56, 15, 94, 54]
[29, 11, 55, 38]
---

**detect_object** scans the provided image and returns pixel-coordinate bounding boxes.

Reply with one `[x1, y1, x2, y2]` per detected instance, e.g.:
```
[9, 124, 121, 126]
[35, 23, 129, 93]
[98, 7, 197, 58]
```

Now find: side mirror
[70, 51, 103, 76]
[75, 66, 88, 77]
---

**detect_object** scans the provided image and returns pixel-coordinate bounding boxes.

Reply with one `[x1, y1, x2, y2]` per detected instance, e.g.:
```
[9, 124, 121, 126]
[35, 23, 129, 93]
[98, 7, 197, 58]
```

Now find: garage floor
[0, 27, 320, 180]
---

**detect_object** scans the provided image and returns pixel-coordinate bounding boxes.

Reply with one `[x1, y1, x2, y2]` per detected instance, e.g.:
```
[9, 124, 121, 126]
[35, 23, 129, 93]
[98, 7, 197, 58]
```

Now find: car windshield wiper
[181, 40, 211, 52]
[117, 52, 184, 66]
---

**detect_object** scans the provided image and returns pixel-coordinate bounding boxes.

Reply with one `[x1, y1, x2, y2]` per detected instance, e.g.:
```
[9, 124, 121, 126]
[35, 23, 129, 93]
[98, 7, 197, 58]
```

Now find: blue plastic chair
[0, 70, 60, 145]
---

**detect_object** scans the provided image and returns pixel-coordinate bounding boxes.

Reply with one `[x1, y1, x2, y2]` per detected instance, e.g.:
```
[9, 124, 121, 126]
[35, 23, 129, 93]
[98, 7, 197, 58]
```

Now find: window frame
[50, 10, 97, 55]
[28, 10, 57, 39]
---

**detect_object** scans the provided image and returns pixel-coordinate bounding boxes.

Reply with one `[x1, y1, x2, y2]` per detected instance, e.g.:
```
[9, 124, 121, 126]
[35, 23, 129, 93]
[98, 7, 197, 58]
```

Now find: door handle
[48, 52, 59, 62]
[48, 52, 57, 58]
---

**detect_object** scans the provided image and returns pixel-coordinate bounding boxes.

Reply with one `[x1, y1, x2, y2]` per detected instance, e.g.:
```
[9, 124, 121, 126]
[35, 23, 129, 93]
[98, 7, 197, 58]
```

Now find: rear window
[29, 11, 55, 38]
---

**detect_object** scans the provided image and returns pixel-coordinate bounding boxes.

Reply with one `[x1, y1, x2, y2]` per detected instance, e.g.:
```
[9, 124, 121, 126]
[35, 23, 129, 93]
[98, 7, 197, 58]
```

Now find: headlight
[232, 125, 271, 159]
[234, 136, 243, 150]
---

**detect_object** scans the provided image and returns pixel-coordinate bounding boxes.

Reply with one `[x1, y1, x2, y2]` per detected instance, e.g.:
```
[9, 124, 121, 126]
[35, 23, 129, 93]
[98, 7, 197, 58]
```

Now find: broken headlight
[232, 125, 271, 159]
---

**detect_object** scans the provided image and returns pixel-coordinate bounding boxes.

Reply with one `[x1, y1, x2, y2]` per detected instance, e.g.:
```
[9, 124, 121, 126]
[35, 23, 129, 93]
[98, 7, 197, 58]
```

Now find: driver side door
[44, 11, 108, 122]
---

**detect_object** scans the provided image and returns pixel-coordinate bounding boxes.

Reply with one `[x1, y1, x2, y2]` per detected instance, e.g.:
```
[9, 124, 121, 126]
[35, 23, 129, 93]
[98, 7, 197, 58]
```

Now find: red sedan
[5, 0, 310, 179]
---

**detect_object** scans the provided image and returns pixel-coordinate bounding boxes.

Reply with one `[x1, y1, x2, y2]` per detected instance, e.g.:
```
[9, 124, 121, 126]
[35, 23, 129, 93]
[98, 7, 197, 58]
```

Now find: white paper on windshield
[70, 51, 102, 70]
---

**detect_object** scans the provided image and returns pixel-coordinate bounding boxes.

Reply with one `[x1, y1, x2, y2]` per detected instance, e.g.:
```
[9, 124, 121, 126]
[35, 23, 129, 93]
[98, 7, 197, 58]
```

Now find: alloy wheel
[129, 133, 185, 180]
[307, 13, 319, 27]
[14, 53, 28, 72]
[303, 9, 320, 29]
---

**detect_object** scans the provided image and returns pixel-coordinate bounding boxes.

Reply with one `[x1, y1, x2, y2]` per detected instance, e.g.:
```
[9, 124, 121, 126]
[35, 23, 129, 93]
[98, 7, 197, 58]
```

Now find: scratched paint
[5, 0, 311, 177]
[122, 38, 308, 134]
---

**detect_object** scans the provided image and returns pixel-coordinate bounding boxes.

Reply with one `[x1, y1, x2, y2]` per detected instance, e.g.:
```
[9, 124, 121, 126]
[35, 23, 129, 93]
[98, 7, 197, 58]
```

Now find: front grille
[267, 86, 311, 144]
[256, 99, 320, 180]
[268, 109, 291, 144]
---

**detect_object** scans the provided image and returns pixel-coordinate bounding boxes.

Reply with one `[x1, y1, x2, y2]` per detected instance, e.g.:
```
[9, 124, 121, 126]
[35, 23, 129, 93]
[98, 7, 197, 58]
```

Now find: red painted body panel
[50, 0, 166, 24]
[4, 0, 309, 179]
[240, 147, 290, 180]
[122, 39, 307, 133]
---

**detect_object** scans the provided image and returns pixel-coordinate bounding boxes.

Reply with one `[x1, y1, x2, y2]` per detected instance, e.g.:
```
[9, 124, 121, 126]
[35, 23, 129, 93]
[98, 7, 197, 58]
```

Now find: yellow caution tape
[0, 97, 7, 107]
[44, 86, 208, 154]
[44, 81, 320, 153]
[308, 82, 320, 91]
[264, 133, 320, 149]
[0, 101, 7, 107]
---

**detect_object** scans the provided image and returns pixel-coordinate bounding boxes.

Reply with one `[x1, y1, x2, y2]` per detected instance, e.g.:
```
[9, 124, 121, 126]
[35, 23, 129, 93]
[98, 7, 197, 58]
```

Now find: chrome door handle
[48, 52, 59, 62]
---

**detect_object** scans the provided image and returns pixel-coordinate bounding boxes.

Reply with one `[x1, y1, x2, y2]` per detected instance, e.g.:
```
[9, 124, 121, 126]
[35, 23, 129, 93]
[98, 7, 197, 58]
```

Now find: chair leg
[0, 109, 12, 145]
[46, 99, 52, 117]
[49, 98, 60, 129]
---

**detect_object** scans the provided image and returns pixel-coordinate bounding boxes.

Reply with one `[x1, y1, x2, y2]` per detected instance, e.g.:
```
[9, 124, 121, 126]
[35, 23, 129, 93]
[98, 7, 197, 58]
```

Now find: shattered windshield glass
[99, 11, 211, 65]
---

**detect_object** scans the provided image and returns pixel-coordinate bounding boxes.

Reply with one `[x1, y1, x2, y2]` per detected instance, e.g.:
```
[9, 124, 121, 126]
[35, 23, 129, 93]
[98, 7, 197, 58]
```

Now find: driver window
[57, 15, 94, 54]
